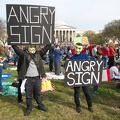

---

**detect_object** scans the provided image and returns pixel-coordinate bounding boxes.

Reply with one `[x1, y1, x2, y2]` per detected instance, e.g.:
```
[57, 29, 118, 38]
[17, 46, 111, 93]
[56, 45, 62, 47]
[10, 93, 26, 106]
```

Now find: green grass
[0, 64, 120, 120]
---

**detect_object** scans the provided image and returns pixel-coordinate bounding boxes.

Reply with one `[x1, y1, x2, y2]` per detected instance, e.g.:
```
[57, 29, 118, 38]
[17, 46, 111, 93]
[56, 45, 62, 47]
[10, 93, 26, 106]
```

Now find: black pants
[108, 56, 114, 68]
[18, 79, 22, 101]
[25, 76, 44, 111]
[74, 86, 92, 108]
[49, 56, 54, 71]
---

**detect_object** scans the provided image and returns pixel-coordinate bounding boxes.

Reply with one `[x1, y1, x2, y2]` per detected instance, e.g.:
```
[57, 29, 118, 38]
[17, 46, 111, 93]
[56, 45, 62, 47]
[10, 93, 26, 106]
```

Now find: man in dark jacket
[17, 45, 26, 103]
[12, 44, 51, 116]
[49, 43, 54, 71]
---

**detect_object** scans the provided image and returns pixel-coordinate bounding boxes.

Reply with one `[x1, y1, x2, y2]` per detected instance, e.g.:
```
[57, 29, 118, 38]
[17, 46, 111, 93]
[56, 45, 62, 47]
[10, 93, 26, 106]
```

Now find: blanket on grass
[0, 79, 54, 96]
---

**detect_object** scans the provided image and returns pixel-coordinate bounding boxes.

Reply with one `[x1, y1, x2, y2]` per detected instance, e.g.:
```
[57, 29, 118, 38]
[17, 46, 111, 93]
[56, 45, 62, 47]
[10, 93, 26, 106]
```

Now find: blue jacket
[54, 49, 62, 61]
[70, 53, 88, 60]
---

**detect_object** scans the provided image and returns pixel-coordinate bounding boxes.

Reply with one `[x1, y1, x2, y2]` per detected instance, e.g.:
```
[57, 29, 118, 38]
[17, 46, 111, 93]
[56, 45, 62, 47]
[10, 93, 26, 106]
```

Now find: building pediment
[55, 25, 76, 30]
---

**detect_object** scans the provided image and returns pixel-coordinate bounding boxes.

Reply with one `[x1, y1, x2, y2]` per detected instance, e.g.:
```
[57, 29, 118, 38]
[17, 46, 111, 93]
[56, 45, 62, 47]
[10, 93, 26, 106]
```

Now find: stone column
[67, 30, 69, 41]
[62, 30, 63, 41]
[65, 30, 66, 40]
[54, 30, 56, 38]
[68, 31, 69, 41]
[71, 31, 73, 41]
[58, 30, 60, 40]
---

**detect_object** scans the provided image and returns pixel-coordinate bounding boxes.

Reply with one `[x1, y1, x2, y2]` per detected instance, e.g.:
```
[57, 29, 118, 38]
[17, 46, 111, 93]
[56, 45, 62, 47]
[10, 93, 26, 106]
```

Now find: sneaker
[93, 91, 99, 94]
[76, 107, 82, 113]
[38, 106, 48, 112]
[0, 89, 5, 92]
[88, 107, 94, 112]
[24, 109, 31, 116]
[18, 99, 23, 103]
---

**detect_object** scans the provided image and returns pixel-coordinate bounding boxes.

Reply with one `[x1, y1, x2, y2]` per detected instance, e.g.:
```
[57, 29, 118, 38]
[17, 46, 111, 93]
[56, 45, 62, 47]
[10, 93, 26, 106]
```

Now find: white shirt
[92, 47, 97, 56]
[110, 66, 120, 79]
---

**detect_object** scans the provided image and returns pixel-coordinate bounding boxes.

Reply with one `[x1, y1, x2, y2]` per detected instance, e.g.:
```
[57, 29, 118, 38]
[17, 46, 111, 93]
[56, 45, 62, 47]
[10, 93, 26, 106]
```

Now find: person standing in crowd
[2, 47, 9, 70]
[54, 45, 62, 75]
[67, 46, 72, 58]
[101, 45, 108, 68]
[82, 45, 88, 54]
[71, 46, 76, 55]
[91, 44, 97, 59]
[13, 52, 19, 66]
[7, 46, 14, 62]
[93, 46, 102, 94]
[70, 43, 94, 113]
[12, 44, 51, 116]
[49, 43, 54, 72]
[117, 46, 120, 59]
[0, 53, 7, 92]
[88, 43, 93, 58]
[108, 42, 116, 68]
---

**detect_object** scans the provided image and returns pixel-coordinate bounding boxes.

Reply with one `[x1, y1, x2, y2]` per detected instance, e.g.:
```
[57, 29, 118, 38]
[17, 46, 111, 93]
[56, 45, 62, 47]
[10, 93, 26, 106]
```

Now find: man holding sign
[12, 44, 51, 116]
[65, 43, 94, 113]
[65, 41, 103, 113]
[6, 4, 55, 116]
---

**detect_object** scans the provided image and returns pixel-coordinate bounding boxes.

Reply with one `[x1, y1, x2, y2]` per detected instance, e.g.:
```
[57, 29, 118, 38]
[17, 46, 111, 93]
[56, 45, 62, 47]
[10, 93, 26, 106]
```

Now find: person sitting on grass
[110, 60, 120, 80]
[110, 60, 120, 89]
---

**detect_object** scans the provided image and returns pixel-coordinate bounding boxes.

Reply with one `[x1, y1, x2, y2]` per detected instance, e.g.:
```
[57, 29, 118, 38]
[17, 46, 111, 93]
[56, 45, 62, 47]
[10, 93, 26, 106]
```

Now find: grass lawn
[0, 63, 120, 120]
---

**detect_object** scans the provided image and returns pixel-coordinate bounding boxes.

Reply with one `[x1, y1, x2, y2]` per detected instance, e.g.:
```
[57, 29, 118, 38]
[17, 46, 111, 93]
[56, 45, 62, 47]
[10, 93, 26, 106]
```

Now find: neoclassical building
[55, 20, 76, 42]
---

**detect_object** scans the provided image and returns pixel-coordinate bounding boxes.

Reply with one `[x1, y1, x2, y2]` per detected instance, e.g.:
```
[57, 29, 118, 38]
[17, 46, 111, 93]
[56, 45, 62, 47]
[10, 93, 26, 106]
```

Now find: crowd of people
[0, 41, 120, 116]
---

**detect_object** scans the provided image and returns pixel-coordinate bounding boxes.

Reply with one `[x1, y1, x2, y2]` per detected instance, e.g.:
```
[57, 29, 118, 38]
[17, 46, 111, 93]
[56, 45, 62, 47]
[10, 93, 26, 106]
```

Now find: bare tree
[0, 18, 7, 49]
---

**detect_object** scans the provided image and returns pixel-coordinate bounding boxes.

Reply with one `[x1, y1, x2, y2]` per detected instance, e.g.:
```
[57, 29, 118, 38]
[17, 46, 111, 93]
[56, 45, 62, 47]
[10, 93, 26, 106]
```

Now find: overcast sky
[1, 0, 120, 31]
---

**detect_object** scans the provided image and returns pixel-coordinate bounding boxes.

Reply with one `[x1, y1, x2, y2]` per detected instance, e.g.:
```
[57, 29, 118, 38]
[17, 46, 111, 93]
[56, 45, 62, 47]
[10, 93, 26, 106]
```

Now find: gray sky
[1, 0, 120, 31]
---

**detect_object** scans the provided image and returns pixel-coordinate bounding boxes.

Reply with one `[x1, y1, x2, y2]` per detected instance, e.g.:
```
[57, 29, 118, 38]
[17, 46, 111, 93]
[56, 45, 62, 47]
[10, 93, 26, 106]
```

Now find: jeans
[3, 60, 8, 70]
[74, 86, 92, 108]
[14, 55, 19, 66]
[25, 76, 44, 111]
[93, 85, 98, 92]
[102, 56, 108, 68]
[54, 60, 61, 75]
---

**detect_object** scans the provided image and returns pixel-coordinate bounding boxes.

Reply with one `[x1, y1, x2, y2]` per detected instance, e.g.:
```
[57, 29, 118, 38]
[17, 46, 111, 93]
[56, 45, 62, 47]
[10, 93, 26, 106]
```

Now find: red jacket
[108, 46, 116, 57]
[102, 49, 108, 56]
[71, 48, 76, 55]
[82, 47, 88, 54]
